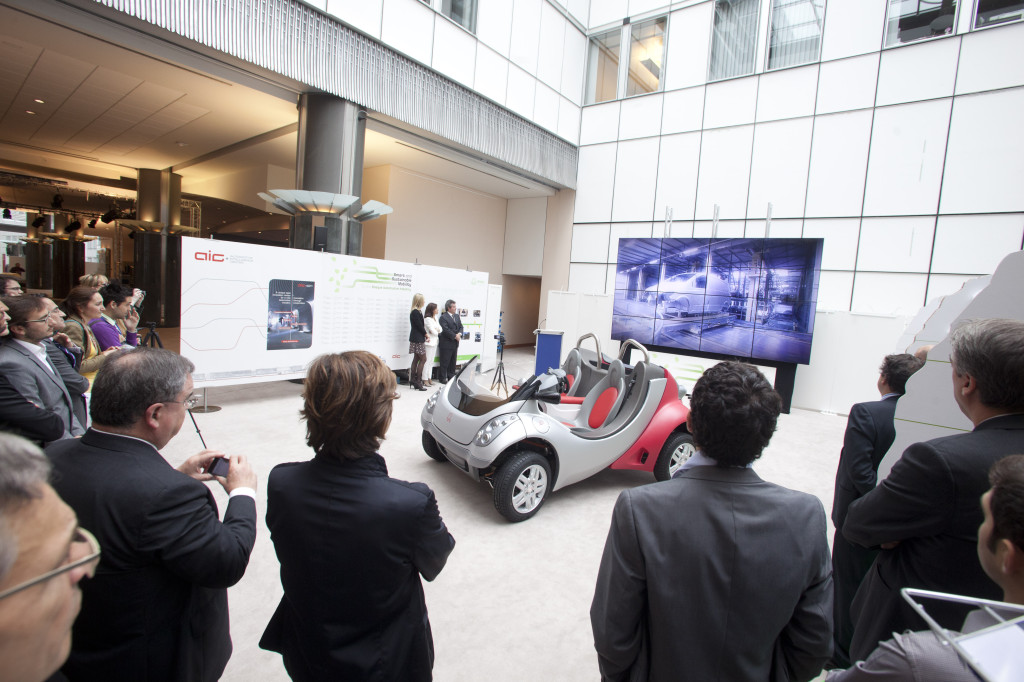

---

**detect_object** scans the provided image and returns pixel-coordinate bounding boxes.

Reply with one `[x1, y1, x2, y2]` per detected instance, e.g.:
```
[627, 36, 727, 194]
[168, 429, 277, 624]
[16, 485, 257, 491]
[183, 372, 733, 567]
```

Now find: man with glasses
[0, 295, 85, 441]
[0, 433, 100, 682]
[46, 347, 258, 682]
[0, 274, 22, 297]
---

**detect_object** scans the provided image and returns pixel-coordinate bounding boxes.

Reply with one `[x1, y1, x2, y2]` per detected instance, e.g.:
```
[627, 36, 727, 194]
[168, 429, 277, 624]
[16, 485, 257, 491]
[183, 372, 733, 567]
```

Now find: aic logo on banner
[194, 251, 225, 262]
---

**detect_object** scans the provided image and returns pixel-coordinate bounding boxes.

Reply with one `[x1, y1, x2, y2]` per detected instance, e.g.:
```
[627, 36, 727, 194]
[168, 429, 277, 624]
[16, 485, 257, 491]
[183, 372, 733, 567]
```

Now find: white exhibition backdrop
[179, 237, 494, 387]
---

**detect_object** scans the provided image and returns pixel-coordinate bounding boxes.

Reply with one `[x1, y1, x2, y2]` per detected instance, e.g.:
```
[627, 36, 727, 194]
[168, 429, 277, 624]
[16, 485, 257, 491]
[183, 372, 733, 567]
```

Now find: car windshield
[447, 358, 522, 417]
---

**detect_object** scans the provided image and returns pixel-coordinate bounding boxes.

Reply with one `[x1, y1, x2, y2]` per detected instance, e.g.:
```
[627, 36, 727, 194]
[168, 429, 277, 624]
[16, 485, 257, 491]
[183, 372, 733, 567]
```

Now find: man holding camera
[46, 347, 258, 681]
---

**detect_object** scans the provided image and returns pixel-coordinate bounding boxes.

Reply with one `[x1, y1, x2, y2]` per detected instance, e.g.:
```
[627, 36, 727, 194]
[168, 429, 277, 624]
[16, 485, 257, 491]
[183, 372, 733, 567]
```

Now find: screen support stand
[773, 363, 796, 415]
[190, 387, 222, 414]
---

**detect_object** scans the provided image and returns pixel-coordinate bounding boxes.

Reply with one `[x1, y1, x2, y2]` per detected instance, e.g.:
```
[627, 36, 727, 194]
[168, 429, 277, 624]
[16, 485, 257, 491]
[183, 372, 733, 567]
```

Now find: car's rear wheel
[654, 431, 695, 481]
[493, 451, 551, 522]
[422, 431, 446, 462]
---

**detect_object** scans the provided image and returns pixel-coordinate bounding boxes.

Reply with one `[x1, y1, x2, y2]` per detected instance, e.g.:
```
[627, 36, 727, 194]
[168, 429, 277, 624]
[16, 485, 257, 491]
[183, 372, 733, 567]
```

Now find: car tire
[654, 431, 695, 481]
[493, 451, 551, 522]
[422, 431, 446, 462]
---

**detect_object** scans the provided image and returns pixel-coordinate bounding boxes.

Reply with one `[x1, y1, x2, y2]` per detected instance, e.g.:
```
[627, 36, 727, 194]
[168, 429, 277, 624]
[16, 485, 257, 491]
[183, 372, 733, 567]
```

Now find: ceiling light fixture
[64, 218, 82, 234]
[2, 208, 11, 220]
[33, 98, 45, 104]
[25, 110, 36, 115]
[101, 209, 119, 223]
[88, 218, 98, 229]
[51, 193, 63, 209]
[31, 216, 45, 228]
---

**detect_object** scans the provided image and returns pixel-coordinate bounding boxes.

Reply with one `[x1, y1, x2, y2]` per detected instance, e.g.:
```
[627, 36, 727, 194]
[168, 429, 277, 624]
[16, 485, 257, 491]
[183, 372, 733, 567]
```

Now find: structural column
[291, 94, 366, 255]
[135, 169, 182, 326]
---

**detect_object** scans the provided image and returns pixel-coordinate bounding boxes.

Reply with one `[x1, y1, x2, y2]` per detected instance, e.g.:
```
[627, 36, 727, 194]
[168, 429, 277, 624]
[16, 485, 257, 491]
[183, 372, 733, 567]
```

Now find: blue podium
[533, 329, 564, 375]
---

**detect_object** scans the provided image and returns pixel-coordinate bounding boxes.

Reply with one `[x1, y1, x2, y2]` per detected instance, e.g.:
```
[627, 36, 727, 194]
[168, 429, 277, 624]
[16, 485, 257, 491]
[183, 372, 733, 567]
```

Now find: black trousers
[438, 344, 457, 382]
[831, 530, 877, 667]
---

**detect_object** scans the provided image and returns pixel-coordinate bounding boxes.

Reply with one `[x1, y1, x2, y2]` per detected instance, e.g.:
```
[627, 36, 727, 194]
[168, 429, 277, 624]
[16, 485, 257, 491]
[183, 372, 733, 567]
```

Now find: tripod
[490, 337, 508, 397]
[140, 322, 164, 348]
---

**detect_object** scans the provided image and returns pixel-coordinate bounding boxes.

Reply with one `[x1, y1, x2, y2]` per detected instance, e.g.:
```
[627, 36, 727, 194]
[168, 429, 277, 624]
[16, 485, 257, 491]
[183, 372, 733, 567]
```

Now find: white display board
[180, 237, 491, 386]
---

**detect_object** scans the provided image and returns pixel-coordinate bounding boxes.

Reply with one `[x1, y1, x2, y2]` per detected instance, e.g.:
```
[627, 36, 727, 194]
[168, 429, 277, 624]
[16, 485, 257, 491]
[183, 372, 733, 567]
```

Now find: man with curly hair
[591, 361, 833, 681]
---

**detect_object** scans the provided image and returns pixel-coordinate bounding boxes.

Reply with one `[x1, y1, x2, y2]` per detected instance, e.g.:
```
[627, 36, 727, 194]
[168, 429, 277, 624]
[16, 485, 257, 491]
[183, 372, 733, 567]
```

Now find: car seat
[574, 360, 627, 430]
[561, 348, 583, 396]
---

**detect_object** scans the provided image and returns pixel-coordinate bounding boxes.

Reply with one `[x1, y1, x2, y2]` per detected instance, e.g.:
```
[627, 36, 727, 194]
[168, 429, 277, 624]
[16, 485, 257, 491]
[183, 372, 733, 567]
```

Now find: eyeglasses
[25, 307, 63, 324]
[0, 527, 101, 600]
[166, 394, 201, 410]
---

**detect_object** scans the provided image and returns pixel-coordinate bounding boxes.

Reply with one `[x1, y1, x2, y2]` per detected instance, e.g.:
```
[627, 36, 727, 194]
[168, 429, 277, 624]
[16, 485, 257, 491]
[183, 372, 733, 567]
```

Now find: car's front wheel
[422, 431, 446, 462]
[493, 451, 551, 522]
[654, 431, 695, 481]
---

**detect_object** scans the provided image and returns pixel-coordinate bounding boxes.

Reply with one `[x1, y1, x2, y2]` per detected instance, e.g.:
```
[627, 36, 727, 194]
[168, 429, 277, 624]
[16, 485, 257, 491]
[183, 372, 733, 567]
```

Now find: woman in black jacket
[408, 293, 427, 390]
[260, 351, 456, 681]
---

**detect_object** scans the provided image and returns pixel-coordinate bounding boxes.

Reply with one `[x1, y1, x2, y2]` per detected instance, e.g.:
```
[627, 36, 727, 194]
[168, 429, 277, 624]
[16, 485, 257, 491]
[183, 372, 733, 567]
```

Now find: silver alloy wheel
[512, 464, 548, 513]
[668, 440, 696, 476]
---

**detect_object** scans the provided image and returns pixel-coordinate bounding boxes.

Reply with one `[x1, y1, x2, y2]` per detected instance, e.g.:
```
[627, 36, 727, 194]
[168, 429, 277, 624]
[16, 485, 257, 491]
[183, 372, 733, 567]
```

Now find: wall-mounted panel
[432, 17, 476, 88]
[568, 262, 608, 293]
[381, 0, 435, 65]
[664, 3, 714, 91]
[816, 53, 879, 114]
[571, 222, 611, 262]
[612, 137, 661, 221]
[747, 117, 813, 218]
[931, 214, 1024, 274]
[534, 83, 561, 133]
[574, 143, 618, 222]
[955, 22, 1024, 95]
[654, 131, 701, 224]
[703, 77, 758, 129]
[558, 96, 582, 144]
[821, 0, 887, 61]
[863, 98, 951, 216]
[857, 216, 935, 272]
[662, 86, 705, 134]
[476, 0, 514, 56]
[537, 3, 567, 89]
[940, 88, 1024, 215]
[619, 94, 664, 140]
[875, 37, 959, 106]
[579, 101, 621, 145]
[504, 197, 548, 276]
[850, 272, 928, 315]
[805, 109, 873, 217]
[561, 23, 588, 104]
[803, 218, 861, 270]
[474, 44, 509, 106]
[695, 125, 755, 219]
[756, 65, 818, 122]
[589, 0, 626, 28]
[510, 0, 543, 75]
[608, 222, 655, 262]
[745, 218, 803, 238]
[327, 0, 382, 38]
[926, 273, 978, 304]
[816, 270, 854, 311]
[506, 65, 538, 119]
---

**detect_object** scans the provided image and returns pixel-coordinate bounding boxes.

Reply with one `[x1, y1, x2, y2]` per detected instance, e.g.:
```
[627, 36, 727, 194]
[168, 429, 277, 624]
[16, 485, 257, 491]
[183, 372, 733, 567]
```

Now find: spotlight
[64, 219, 82, 234]
[2, 208, 11, 220]
[100, 209, 119, 223]
[31, 216, 46, 228]
[51, 193, 64, 209]
[88, 218, 98, 229]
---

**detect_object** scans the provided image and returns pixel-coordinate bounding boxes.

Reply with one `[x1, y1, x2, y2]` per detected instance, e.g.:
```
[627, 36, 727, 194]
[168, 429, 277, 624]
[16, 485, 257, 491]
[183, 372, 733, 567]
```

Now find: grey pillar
[293, 94, 365, 255]
[135, 169, 182, 326]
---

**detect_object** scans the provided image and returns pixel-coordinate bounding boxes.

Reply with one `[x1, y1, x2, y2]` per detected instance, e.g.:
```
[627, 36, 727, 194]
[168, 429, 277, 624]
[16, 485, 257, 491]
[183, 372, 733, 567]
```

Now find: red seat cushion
[589, 387, 619, 428]
[566, 374, 575, 388]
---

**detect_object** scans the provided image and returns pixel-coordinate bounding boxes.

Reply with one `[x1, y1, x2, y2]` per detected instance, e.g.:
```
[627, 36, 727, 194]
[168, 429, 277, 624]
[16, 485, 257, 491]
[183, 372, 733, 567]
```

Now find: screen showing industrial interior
[611, 237, 824, 365]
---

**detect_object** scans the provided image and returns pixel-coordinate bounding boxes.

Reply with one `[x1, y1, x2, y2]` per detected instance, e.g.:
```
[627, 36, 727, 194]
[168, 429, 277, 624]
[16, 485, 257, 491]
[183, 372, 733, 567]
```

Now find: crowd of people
[2, 275, 1023, 681]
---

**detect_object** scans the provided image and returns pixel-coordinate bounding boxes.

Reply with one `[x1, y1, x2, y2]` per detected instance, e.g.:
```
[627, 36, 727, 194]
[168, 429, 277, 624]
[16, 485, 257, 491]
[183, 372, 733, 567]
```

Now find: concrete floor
[159, 347, 848, 681]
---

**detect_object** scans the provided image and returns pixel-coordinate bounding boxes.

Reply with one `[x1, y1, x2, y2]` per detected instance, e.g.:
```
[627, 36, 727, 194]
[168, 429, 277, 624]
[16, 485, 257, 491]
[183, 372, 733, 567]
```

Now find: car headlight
[425, 390, 439, 414]
[475, 413, 519, 446]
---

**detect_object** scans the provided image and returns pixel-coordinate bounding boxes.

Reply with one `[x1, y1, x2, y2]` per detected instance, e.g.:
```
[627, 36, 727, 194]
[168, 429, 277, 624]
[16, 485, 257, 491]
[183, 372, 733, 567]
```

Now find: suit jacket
[260, 452, 455, 682]
[843, 413, 1024, 660]
[831, 396, 899, 529]
[438, 311, 463, 350]
[45, 339, 89, 428]
[47, 429, 258, 682]
[591, 466, 833, 682]
[0, 373, 64, 443]
[0, 338, 83, 440]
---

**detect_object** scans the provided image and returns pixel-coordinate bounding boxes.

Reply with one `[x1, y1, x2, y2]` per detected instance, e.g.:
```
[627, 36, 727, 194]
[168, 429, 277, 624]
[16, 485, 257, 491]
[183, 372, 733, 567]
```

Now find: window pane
[768, 0, 826, 70]
[442, 0, 477, 33]
[586, 29, 622, 104]
[626, 17, 667, 97]
[709, 0, 761, 81]
[975, 0, 1024, 27]
[884, 0, 958, 47]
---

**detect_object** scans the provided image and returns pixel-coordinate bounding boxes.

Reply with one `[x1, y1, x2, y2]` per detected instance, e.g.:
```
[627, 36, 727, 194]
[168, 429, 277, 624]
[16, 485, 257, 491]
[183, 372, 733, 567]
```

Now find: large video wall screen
[612, 237, 824, 365]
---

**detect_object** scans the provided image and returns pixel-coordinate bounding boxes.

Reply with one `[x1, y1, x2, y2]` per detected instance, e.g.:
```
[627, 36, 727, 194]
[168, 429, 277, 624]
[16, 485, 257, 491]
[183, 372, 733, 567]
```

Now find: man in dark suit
[437, 298, 464, 384]
[591, 362, 832, 681]
[844, 318, 1024, 661]
[46, 347, 259, 682]
[0, 295, 84, 441]
[829, 353, 923, 667]
[0, 298, 62, 442]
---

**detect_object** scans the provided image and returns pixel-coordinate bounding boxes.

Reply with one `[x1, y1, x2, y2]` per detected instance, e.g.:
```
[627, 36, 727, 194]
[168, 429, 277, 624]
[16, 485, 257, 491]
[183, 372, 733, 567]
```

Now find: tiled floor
[158, 347, 847, 681]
